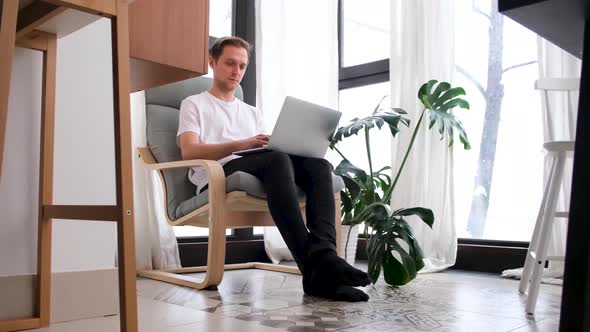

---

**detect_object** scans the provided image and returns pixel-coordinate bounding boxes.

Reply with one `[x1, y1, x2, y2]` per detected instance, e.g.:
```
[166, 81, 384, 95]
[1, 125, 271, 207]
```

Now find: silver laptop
[233, 96, 342, 158]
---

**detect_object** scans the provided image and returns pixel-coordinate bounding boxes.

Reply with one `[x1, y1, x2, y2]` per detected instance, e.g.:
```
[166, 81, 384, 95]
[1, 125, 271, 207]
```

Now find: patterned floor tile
[136, 266, 561, 331]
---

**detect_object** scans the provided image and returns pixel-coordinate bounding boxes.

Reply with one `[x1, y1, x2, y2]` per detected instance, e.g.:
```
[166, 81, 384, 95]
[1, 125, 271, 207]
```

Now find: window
[338, 1, 542, 244]
[337, 0, 391, 237]
[453, 2, 542, 241]
[331, 82, 392, 172]
[338, 0, 389, 91]
[334, 83, 391, 237]
[341, 0, 390, 67]
[209, 0, 233, 38]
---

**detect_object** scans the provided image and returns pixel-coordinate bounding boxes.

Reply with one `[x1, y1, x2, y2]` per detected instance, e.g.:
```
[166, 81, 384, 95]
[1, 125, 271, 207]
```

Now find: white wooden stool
[519, 78, 579, 315]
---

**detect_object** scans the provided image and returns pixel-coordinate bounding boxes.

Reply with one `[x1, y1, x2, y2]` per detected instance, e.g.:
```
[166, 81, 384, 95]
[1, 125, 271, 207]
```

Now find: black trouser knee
[221, 151, 337, 271]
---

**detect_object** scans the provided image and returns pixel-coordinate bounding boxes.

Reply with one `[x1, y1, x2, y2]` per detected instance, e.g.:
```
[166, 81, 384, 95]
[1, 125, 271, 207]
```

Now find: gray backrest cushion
[145, 76, 243, 110]
[145, 76, 244, 220]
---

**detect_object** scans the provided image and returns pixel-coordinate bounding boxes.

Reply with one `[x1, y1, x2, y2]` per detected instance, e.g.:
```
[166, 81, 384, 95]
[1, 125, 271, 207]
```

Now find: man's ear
[208, 56, 216, 69]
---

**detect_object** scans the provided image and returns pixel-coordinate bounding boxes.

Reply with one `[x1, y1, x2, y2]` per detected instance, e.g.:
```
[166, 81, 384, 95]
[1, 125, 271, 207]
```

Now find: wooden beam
[111, 1, 138, 331]
[16, 1, 66, 40]
[15, 30, 53, 51]
[37, 33, 57, 327]
[42, 205, 120, 221]
[42, 0, 117, 17]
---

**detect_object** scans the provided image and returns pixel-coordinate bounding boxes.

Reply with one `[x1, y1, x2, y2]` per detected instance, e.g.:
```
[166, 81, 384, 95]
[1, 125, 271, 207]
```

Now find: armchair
[137, 76, 344, 289]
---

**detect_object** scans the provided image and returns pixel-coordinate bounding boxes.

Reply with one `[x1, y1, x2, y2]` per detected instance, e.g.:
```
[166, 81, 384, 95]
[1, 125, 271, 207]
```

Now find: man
[177, 36, 370, 302]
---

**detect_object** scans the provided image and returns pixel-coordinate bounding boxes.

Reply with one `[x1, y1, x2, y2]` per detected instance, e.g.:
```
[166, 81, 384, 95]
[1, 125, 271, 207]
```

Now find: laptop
[233, 96, 342, 158]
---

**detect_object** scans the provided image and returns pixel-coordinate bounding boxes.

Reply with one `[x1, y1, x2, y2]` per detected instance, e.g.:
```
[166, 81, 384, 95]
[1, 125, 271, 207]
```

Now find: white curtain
[536, 38, 580, 279]
[389, 0, 457, 272]
[255, 0, 339, 263]
[131, 92, 181, 271]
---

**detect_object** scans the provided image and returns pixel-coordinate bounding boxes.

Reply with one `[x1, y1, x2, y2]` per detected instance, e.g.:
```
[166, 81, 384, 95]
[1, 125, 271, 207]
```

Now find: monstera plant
[330, 80, 471, 286]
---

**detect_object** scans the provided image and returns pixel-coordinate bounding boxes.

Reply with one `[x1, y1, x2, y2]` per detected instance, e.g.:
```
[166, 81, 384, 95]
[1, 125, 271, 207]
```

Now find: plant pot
[340, 224, 360, 266]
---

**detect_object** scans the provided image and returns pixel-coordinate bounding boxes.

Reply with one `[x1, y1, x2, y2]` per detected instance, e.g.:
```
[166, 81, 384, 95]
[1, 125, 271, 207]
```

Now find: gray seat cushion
[145, 76, 344, 221]
[175, 171, 345, 219]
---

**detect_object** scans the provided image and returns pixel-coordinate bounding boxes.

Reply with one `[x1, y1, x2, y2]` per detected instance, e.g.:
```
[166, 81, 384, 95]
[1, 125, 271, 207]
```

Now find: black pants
[222, 151, 337, 271]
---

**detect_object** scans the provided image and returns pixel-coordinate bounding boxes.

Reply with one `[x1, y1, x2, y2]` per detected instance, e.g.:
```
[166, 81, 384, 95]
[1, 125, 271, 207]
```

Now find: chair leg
[519, 157, 557, 294]
[526, 152, 566, 315]
[138, 203, 229, 289]
[199, 216, 226, 289]
[140, 195, 340, 289]
[136, 226, 227, 291]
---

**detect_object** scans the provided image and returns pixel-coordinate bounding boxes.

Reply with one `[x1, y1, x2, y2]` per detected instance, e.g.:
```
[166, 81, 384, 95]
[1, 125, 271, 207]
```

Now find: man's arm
[179, 132, 269, 161]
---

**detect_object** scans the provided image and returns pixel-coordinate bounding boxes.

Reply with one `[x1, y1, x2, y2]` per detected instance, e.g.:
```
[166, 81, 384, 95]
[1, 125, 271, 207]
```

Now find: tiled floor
[29, 264, 562, 332]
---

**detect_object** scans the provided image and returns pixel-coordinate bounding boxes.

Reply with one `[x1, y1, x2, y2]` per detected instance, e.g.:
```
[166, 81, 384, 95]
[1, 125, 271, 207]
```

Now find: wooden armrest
[145, 158, 222, 171]
[137, 147, 221, 170]
[137, 147, 226, 203]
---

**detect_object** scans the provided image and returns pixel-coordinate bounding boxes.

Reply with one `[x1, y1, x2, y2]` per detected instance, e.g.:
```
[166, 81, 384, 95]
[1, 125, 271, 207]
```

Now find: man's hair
[209, 36, 251, 61]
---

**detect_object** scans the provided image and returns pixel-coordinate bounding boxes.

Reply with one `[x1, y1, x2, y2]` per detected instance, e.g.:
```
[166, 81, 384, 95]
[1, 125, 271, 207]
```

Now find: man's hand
[239, 134, 270, 150]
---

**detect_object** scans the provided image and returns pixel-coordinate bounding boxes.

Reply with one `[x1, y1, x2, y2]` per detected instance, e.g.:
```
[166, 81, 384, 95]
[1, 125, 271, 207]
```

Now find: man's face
[210, 45, 249, 92]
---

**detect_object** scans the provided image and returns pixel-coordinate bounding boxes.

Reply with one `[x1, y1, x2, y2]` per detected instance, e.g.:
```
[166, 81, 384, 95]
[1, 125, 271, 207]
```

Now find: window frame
[337, 0, 389, 91]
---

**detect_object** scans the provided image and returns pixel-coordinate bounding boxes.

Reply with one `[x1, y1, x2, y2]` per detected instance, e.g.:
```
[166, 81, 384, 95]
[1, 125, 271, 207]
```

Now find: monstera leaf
[418, 80, 471, 149]
[366, 208, 433, 285]
[330, 97, 409, 148]
[383, 80, 472, 204]
[334, 159, 393, 226]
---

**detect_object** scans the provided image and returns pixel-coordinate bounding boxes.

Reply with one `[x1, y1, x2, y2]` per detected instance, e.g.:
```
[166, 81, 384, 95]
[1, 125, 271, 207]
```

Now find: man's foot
[302, 269, 369, 302]
[308, 251, 371, 287]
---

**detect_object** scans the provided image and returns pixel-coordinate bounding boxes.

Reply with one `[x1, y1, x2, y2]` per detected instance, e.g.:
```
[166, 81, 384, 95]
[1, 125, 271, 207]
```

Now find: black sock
[302, 268, 369, 302]
[308, 251, 371, 287]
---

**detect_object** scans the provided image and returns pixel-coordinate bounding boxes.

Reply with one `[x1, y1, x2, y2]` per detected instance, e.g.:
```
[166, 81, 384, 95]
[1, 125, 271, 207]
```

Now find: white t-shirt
[176, 91, 265, 193]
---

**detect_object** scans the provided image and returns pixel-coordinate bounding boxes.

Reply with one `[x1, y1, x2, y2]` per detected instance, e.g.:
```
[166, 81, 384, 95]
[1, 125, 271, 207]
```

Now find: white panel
[0, 47, 43, 276]
[38, 9, 102, 38]
[51, 18, 117, 272]
[0, 270, 118, 322]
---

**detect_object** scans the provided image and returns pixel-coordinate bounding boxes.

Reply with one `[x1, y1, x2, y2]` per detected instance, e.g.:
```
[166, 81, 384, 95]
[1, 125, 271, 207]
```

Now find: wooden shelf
[9, 0, 210, 92]
[3, 0, 101, 40]
[128, 0, 209, 91]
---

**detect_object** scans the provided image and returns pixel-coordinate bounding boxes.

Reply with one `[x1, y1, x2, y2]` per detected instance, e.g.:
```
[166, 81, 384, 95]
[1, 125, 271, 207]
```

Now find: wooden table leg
[111, 1, 139, 332]
[37, 33, 57, 327]
[0, 29, 57, 332]
[0, 0, 19, 181]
